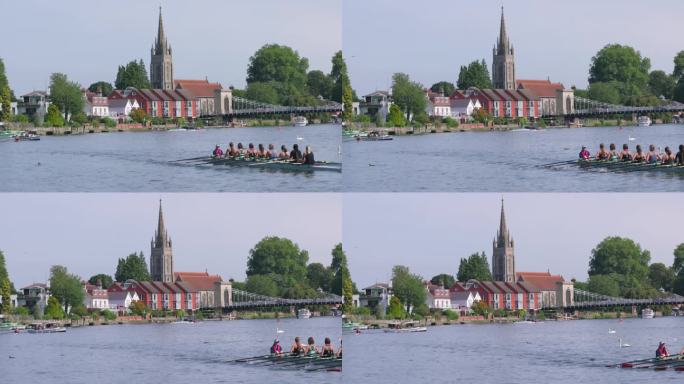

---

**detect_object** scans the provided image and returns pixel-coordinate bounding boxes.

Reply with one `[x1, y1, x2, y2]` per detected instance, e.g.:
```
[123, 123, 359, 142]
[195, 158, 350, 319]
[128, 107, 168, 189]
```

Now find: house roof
[450, 291, 473, 300]
[22, 91, 47, 97]
[22, 283, 47, 290]
[364, 90, 390, 98]
[108, 291, 134, 301]
[108, 99, 133, 108]
[450, 99, 473, 108]
[174, 271, 222, 291]
[139, 89, 159, 101]
[174, 79, 222, 98]
[516, 79, 564, 98]
[516, 271, 565, 291]
[363, 283, 390, 290]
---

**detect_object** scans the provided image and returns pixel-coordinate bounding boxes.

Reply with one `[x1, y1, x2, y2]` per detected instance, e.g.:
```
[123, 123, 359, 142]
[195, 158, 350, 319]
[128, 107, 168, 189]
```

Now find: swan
[619, 338, 631, 348]
[608, 328, 616, 334]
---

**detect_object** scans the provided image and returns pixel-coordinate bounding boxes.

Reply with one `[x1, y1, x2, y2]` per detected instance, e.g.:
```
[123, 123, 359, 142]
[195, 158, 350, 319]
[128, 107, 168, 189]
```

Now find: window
[175, 101, 182, 117]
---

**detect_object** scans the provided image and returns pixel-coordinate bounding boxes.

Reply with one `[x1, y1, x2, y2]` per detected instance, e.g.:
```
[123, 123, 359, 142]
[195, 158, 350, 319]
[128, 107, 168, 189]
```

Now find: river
[344, 316, 684, 383]
[0, 124, 341, 192]
[343, 124, 684, 192]
[0, 317, 341, 384]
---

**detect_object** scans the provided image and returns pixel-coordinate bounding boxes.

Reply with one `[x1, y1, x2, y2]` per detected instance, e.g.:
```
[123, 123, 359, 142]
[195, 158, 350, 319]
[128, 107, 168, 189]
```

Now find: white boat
[293, 116, 308, 127]
[638, 116, 652, 127]
[27, 322, 67, 333]
[642, 308, 655, 319]
[383, 327, 427, 333]
[297, 308, 311, 319]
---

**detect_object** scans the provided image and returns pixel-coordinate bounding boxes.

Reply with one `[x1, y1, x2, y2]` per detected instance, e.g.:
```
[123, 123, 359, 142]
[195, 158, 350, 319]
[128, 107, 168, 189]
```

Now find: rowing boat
[577, 159, 684, 174]
[232, 353, 342, 371]
[207, 157, 342, 173]
[609, 354, 684, 370]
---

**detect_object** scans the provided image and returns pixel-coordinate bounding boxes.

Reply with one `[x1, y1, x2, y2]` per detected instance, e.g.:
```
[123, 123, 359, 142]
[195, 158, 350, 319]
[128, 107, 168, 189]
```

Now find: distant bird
[628, 136, 636, 141]
[8, 355, 15, 359]
[608, 328, 616, 334]
[619, 338, 631, 348]
[276, 328, 284, 334]
[368, 163, 375, 167]
[296, 137, 304, 141]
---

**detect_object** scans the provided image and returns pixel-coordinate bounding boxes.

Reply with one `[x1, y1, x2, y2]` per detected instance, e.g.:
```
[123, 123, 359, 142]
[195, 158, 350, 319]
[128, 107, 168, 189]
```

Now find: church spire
[497, 198, 508, 244]
[498, 6, 509, 54]
[155, 6, 166, 54]
[156, 199, 166, 244]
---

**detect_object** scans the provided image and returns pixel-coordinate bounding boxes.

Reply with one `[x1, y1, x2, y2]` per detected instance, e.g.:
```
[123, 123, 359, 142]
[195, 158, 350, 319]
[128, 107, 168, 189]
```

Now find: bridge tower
[492, 6, 516, 90]
[150, 6, 174, 90]
[492, 198, 515, 282]
[214, 88, 233, 116]
[150, 199, 174, 283]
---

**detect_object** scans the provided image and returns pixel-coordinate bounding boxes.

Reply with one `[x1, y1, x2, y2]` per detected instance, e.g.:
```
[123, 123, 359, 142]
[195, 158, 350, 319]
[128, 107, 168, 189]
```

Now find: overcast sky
[1, 0, 341, 96]
[0, 194, 342, 288]
[344, 0, 684, 95]
[344, 194, 684, 288]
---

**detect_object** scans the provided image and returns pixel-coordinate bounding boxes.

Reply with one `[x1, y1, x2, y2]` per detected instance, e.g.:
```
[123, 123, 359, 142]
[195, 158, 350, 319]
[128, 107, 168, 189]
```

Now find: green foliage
[457, 59, 492, 90]
[0, 58, 11, 121]
[102, 117, 116, 128]
[457, 252, 493, 282]
[0, 250, 11, 314]
[392, 73, 427, 122]
[49, 265, 85, 313]
[430, 274, 455, 289]
[673, 244, 684, 275]
[115, 252, 151, 282]
[247, 237, 309, 285]
[387, 296, 406, 319]
[329, 51, 354, 121]
[45, 296, 65, 319]
[413, 303, 429, 318]
[88, 274, 113, 289]
[471, 300, 490, 317]
[443, 309, 459, 321]
[588, 44, 652, 105]
[246, 44, 312, 106]
[50, 73, 84, 121]
[648, 263, 674, 291]
[32, 303, 43, 319]
[45, 104, 65, 127]
[387, 104, 406, 127]
[129, 301, 148, 316]
[307, 70, 333, 99]
[391, 265, 426, 313]
[174, 309, 185, 319]
[648, 70, 675, 99]
[472, 108, 491, 124]
[673, 51, 684, 80]
[71, 111, 87, 125]
[587, 274, 621, 297]
[673, 79, 684, 103]
[115, 59, 150, 90]
[88, 81, 114, 97]
[352, 306, 371, 316]
[12, 306, 29, 316]
[442, 117, 459, 128]
[71, 304, 88, 317]
[129, 108, 147, 123]
[101, 309, 117, 321]
[245, 82, 281, 104]
[589, 237, 650, 281]
[11, 114, 29, 123]
[341, 265, 354, 314]
[307, 263, 333, 292]
[587, 82, 622, 104]
[430, 81, 455, 96]
[245, 274, 279, 297]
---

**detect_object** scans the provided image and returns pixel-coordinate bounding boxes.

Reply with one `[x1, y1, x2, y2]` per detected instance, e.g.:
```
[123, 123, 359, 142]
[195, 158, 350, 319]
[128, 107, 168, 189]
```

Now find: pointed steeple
[155, 6, 166, 54]
[497, 197, 511, 246]
[155, 199, 166, 244]
[497, 6, 509, 54]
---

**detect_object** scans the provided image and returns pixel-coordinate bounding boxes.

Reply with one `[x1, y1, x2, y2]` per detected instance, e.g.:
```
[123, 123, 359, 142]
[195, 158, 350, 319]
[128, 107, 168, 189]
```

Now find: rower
[227, 142, 239, 158]
[290, 144, 303, 163]
[246, 143, 257, 158]
[320, 337, 335, 358]
[595, 143, 610, 160]
[619, 144, 632, 162]
[270, 339, 282, 355]
[646, 144, 660, 164]
[212, 145, 223, 158]
[676, 145, 684, 166]
[608, 143, 618, 161]
[279, 145, 289, 160]
[267, 144, 277, 160]
[656, 342, 669, 358]
[290, 337, 305, 356]
[661, 147, 674, 165]
[303, 145, 315, 165]
[579, 146, 590, 160]
[633, 145, 646, 162]
[257, 144, 267, 158]
[237, 143, 245, 157]
[305, 336, 318, 356]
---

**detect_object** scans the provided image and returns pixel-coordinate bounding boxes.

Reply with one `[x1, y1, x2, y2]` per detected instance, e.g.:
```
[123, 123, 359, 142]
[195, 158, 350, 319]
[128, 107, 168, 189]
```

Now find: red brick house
[108, 280, 199, 311]
[467, 88, 539, 119]
[459, 280, 541, 311]
[108, 87, 198, 119]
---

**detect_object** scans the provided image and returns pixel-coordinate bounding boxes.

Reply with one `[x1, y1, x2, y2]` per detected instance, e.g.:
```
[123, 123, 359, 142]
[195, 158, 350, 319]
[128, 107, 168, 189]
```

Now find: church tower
[150, 199, 173, 283]
[492, 7, 515, 90]
[150, 6, 173, 90]
[492, 198, 515, 282]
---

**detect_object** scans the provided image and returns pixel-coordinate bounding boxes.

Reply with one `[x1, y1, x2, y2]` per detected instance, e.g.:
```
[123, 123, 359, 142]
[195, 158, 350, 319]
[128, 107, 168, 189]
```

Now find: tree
[330, 51, 354, 120]
[114, 252, 151, 282]
[586, 274, 621, 297]
[387, 296, 406, 319]
[457, 252, 493, 282]
[673, 51, 684, 80]
[245, 274, 279, 297]
[430, 274, 455, 289]
[49, 265, 85, 313]
[587, 82, 622, 105]
[471, 300, 490, 317]
[44, 296, 65, 319]
[391, 265, 426, 313]
[87, 81, 114, 96]
[0, 58, 11, 121]
[328, 244, 354, 311]
[588, 237, 650, 281]
[88, 274, 113, 289]
[472, 108, 491, 125]
[674, 79, 684, 103]
[307, 263, 333, 292]
[247, 237, 309, 286]
[0, 250, 11, 314]
[588, 44, 651, 104]
[392, 73, 426, 121]
[245, 82, 280, 104]
[246, 44, 309, 105]
[430, 81, 455, 97]
[341, 265, 353, 314]
[457, 59, 492, 90]
[115, 59, 151, 90]
[49, 73, 84, 121]
[44, 104, 65, 127]
[307, 70, 333, 99]
[129, 108, 147, 123]
[673, 244, 684, 275]
[386, 104, 406, 127]
[648, 70, 675, 99]
[648, 263, 674, 291]
[129, 300, 148, 316]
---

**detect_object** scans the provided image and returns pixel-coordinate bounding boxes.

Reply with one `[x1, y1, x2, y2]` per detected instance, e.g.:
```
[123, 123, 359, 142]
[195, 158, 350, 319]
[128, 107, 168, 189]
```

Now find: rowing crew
[270, 336, 342, 358]
[655, 341, 684, 358]
[212, 142, 315, 165]
[579, 144, 684, 166]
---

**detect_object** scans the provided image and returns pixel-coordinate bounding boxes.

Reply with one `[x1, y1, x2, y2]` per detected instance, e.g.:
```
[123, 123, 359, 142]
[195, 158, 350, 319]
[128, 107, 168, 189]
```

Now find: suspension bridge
[217, 288, 343, 313]
[549, 289, 684, 311]
[554, 96, 684, 119]
[209, 90, 343, 120]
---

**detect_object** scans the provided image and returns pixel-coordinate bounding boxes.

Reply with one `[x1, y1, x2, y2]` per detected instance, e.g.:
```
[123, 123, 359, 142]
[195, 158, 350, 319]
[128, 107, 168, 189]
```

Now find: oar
[232, 354, 273, 363]
[169, 155, 207, 163]
[540, 159, 577, 167]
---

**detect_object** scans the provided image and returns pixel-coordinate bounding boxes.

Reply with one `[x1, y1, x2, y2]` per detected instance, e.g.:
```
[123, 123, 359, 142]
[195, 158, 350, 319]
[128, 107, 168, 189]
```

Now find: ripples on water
[344, 317, 684, 383]
[0, 317, 341, 384]
[0, 125, 342, 192]
[344, 125, 684, 192]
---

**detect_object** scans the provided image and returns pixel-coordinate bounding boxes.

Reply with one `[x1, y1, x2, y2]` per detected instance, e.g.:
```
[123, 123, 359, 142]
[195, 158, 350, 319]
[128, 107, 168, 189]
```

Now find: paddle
[540, 159, 578, 167]
[169, 155, 208, 163]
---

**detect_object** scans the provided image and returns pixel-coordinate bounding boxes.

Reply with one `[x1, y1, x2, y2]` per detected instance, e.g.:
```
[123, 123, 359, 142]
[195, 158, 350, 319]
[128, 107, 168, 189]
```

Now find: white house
[109, 98, 140, 119]
[84, 92, 109, 117]
[355, 283, 393, 313]
[450, 98, 481, 118]
[358, 91, 392, 121]
[17, 283, 50, 314]
[450, 291, 481, 311]
[108, 290, 139, 312]
[426, 284, 451, 309]
[426, 91, 451, 117]
[83, 283, 109, 310]
[16, 91, 50, 121]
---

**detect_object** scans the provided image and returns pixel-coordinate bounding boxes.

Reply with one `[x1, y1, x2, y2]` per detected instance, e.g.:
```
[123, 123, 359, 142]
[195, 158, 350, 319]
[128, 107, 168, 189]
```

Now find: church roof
[516, 79, 564, 98]
[174, 79, 222, 98]
[516, 271, 565, 291]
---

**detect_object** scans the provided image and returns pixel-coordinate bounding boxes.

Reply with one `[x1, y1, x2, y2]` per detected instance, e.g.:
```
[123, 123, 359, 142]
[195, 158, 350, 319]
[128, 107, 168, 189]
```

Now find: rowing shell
[577, 159, 684, 174]
[232, 354, 342, 371]
[609, 354, 684, 370]
[207, 157, 342, 173]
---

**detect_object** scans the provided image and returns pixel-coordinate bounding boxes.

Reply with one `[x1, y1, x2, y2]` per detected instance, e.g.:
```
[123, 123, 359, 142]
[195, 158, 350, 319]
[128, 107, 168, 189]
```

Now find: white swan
[608, 328, 616, 334]
[619, 338, 631, 348]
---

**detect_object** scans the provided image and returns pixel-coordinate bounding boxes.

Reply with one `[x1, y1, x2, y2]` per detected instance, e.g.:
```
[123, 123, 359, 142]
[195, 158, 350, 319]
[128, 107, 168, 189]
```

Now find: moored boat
[293, 116, 308, 126]
[27, 322, 67, 333]
[384, 321, 427, 333]
[356, 130, 392, 141]
[13, 132, 40, 141]
[297, 308, 311, 319]
[638, 116, 652, 127]
[642, 308, 655, 319]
